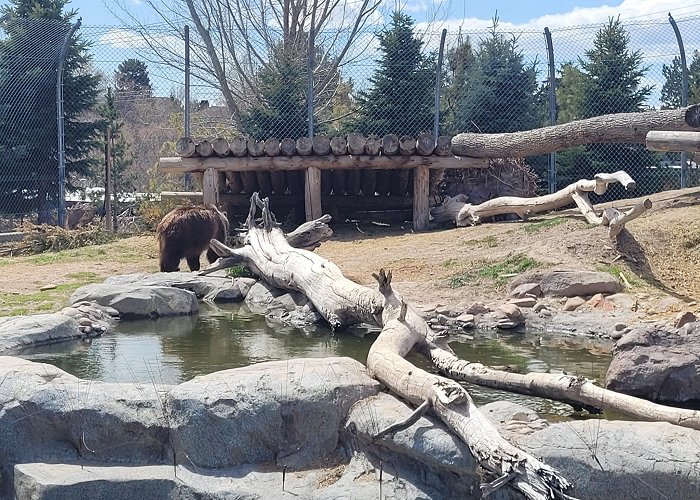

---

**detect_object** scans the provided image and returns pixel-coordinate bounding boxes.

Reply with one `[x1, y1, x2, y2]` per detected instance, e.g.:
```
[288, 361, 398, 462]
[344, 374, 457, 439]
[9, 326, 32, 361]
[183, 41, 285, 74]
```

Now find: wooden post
[203, 168, 219, 205]
[413, 165, 429, 231]
[305, 167, 322, 221]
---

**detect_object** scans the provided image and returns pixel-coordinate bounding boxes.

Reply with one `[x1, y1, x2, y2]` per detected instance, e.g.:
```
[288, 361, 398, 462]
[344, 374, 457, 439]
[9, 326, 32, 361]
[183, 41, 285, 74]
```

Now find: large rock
[515, 419, 700, 499]
[510, 270, 622, 297]
[13, 453, 433, 500]
[0, 314, 85, 353]
[346, 392, 479, 498]
[606, 323, 700, 403]
[70, 283, 199, 319]
[245, 281, 323, 326]
[168, 357, 380, 469]
[0, 356, 382, 497]
[104, 272, 256, 302]
[0, 357, 172, 497]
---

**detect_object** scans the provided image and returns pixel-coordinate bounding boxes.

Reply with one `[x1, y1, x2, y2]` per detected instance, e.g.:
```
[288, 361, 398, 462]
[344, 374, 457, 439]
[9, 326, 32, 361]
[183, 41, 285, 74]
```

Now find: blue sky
[13, 0, 700, 29]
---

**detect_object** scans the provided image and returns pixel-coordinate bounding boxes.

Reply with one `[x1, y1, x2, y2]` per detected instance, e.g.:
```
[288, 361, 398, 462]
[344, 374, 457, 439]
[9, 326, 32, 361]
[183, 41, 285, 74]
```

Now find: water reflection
[18, 304, 612, 418]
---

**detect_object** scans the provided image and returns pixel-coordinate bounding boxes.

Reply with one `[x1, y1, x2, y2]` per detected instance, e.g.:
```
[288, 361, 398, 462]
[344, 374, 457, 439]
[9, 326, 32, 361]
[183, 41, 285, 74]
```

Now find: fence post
[433, 29, 447, 141]
[544, 27, 557, 194]
[668, 13, 689, 189]
[307, 26, 315, 139]
[56, 18, 81, 228]
[184, 25, 192, 191]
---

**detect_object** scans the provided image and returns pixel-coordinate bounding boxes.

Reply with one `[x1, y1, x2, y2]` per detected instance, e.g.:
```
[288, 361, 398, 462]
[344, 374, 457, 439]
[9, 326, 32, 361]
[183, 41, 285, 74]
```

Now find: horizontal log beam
[158, 154, 489, 174]
[452, 104, 700, 158]
[646, 130, 700, 152]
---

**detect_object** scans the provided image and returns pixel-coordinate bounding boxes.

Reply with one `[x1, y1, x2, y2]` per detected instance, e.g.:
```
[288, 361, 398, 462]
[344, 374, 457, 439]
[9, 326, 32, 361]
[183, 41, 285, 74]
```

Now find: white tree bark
[431, 171, 651, 237]
[205, 193, 700, 498]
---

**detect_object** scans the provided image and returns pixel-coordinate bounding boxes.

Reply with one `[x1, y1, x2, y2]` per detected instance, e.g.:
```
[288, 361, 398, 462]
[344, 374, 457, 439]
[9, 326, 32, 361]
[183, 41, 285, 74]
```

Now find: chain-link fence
[0, 17, 75, 229]
[2, 12, 700, 224]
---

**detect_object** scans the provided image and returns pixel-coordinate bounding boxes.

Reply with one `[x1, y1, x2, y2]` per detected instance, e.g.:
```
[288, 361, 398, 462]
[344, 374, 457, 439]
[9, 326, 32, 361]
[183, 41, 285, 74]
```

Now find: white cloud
[98, 28, 147, 49]
[98, 28, 184, 53]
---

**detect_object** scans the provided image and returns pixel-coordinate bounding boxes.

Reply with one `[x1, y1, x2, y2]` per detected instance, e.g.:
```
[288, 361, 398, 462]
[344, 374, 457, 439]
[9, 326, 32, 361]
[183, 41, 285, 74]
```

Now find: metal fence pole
[669, 13, 689, 189]
[544, 27, 557, 194]
[307, 26, 315, 138]
[56, 18, 81, 228]
[433, 29, 447, 141]
[184, 25, 191, 190]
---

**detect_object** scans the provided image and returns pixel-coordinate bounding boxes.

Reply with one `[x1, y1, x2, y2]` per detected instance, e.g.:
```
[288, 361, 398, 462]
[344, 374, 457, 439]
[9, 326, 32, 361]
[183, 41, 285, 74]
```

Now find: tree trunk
[430, 170, 651, 237]
[204, 194, 574, 499]
[452, 104, 700, 158]
[416, 132, 435, 155]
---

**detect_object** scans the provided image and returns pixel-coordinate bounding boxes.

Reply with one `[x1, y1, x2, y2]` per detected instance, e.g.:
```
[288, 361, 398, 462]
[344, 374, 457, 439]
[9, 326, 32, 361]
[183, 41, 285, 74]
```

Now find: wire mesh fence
[0, 17, 74, 228]
[1, 11, 700, 224]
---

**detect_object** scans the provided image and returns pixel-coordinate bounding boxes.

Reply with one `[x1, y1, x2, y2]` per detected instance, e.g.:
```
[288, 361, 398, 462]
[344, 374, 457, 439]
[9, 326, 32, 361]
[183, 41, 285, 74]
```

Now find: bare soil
[1, 187, 699, 317]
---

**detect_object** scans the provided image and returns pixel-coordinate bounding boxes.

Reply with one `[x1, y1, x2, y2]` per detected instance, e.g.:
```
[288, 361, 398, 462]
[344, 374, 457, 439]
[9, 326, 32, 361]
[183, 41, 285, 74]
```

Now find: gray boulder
[104, 272, 256, 303]
[0, 314, 86, 353]
[167, 357, 380, 469]
[246, 281, 324, 326]
[346, 392, 479, 498]
[13, 453, 434, 500]
[510, 270, 622, 297]
[70, 283, 198, 319]
[606, 323, 700, 403]
[515, 419, 700, 499]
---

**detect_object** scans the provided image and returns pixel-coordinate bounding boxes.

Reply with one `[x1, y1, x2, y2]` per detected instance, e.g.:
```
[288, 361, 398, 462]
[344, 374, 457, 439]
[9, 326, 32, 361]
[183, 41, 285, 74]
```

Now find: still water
[19, 303, 613, 418]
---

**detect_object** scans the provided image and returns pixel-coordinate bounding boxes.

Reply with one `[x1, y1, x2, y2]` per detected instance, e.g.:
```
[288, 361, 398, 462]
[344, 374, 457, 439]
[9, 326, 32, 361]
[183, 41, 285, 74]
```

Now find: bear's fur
[156, 205, 230, 272]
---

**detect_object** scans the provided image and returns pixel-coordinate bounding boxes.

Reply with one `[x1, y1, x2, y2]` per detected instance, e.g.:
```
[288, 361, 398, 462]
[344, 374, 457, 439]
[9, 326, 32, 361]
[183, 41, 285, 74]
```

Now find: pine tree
[115, 58, 152, 97]
[241, 43, 310, 140]
[441, 33, 475, 134]
[98, 87, 134, 226]
[578, 17, 657, 196]
[661, 51, 700, 109]
[352, 11, 436, 137]
[0, 0, 101, 222]
[453, 17, 538, 134]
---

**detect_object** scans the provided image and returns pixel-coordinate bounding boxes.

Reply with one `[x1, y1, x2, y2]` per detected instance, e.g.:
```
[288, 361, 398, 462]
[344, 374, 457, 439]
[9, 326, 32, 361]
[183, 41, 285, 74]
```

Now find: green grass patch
[441, 258, 461, 269]
[523, 216, 567, 234]
[477, 254, 541, 282]
[226, 265, 255, 279]
[596, 263, 638, 286]
[463, 235, 499, 248]
[448, 253, 542, 289]
[0, 275, 103, 316]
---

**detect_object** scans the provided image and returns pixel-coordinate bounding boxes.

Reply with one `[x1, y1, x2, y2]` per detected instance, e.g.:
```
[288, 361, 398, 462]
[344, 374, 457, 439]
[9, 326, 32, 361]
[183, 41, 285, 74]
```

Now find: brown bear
[156, 204, 230, 272]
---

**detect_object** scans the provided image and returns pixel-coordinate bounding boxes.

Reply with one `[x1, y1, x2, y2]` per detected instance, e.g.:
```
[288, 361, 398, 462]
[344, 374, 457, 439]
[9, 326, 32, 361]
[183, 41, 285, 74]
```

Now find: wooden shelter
[158, 132, 488, 230]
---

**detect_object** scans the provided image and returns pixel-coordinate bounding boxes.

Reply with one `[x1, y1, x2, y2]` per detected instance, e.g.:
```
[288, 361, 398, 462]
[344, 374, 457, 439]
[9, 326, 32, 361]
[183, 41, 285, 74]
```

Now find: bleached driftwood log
[204, 193, 700, 497]
[204, 194, 573, 500]
[452, 104, 700, 158]
[428, 343, 700, 430]
[431, 170, 651, 237]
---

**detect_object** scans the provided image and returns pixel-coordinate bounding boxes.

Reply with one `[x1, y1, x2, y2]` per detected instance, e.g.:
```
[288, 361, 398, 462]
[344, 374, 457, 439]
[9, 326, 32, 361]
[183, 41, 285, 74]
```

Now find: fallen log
[452, 104, 700, 158]
[204, 194, 573, 499]
[428, 343, 700, 430]
[204, 193, 700, 497]
[431, 170, 651, 237]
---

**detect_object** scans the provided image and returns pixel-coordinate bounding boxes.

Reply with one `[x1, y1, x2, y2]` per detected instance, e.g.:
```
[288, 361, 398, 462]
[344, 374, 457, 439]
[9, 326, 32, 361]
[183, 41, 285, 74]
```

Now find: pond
[18, 303, 613, 418]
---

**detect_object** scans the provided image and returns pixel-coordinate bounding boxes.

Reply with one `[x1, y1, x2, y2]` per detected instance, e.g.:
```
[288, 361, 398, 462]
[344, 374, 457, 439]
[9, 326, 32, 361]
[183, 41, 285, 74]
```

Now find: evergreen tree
[352, 11, 436, 137]
[441, 33, 475, 134]
[453, 17, 538, 134]
[115, 58, 152, 97]
[241, 43, 311, 140]
[98, 87, 134, 226]
[661, 51, 700, 109]
[578, 17, 657, 196]
[555, 63, 587, 124]
[0, 0, 100, 222]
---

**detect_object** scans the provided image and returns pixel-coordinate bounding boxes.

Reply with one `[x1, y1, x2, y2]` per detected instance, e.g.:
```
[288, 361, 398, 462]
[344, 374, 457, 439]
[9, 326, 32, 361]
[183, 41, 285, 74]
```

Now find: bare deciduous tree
[110, 0, 383, 128]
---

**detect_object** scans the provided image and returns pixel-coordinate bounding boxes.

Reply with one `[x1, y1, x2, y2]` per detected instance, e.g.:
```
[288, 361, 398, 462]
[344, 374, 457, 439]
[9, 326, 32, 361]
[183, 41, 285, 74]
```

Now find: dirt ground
[1, 187, 700, 315]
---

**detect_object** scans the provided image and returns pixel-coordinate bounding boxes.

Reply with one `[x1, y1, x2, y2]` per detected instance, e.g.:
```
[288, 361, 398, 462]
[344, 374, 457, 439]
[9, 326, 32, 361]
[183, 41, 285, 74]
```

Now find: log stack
[177, 133, 453, 197]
